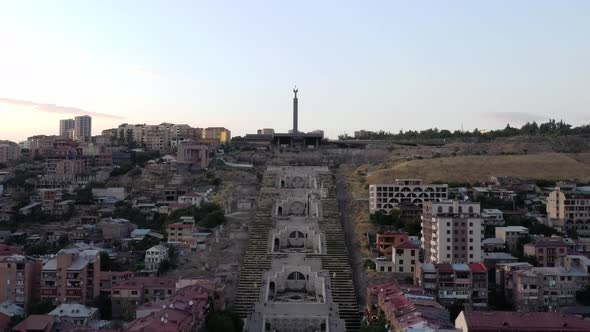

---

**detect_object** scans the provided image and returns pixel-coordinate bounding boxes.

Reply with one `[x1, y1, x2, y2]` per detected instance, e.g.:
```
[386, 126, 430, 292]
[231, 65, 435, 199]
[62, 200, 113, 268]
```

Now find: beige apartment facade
[422, 201, 483, 264]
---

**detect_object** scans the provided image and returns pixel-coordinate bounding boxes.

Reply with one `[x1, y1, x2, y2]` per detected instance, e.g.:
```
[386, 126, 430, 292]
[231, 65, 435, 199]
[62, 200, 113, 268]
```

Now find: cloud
[484, 111, 547, 124]
[0, 98, 124, 120]
[130, 66, 159, 79]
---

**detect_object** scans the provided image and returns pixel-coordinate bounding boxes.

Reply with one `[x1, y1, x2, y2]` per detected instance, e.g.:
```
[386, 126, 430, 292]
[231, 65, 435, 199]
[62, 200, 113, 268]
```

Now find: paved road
[336, 167, 368, 308]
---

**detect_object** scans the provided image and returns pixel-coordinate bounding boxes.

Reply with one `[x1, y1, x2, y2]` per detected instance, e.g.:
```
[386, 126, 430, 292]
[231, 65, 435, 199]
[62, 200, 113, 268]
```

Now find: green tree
[206, 310, 242, 332]
[27, 298, 55, 315]
[93, 293, 112, 320]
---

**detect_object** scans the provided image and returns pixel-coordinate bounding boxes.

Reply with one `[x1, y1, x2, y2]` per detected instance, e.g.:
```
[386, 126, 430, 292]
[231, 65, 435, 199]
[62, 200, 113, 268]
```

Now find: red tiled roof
[0, 244, 22, 256]
[127, 308, 192, 332]
[13, 315, 55, 332]
[462, 311, 590, 331]
[435, 263, 454, 273]
[468, 262, 488, 273]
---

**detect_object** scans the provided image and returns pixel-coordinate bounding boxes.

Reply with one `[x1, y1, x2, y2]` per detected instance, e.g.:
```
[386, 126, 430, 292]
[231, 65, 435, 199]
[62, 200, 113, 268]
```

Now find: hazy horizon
[1, 0, 589, 142]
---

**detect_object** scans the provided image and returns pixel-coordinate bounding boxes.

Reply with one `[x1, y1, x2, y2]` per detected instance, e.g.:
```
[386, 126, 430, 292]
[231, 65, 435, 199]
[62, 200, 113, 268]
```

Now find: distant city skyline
[1, 0, 589, 142]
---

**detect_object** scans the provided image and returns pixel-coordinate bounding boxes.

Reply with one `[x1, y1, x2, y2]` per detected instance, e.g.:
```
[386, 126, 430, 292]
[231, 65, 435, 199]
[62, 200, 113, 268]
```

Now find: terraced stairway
[234, 196, 274, 318]
[319, 198, 361, 332]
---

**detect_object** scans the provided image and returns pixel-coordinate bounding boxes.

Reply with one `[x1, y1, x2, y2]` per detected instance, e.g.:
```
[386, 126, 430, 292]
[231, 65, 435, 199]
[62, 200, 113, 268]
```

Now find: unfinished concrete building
[235, 166, 359, 332]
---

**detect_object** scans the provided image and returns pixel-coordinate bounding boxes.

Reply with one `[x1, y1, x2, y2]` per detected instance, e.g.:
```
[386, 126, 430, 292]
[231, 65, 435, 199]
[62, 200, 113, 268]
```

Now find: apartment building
[369, 179, 448, 214]
[421, 200, 483, 264]
[391, 241, 419, 277]
[503, 258, 590, 312]
[203, 127, 231, 143]
[97, 218, 137, 241]
[73, 116, 92, 142]
[46, 159, 89, 176]
[40, 249, 101, 305]
[59, 119, 75, 139]
[375, 232, 409, 256]
[166, 217, 196, 246]
[523, 237, 568, 267]
[415, 262, 488, 309]
[0, 247, 42, 308]
[176, 142, 210, 169]
[99, 271, 134, 295]
[547, 187, 590, 235]
[143, 125, 171, 152]
[481, 208, 505, 226]
[0, 141, 20, 163]
[111, 277, 176, 319]
[495, 226, 529, 251]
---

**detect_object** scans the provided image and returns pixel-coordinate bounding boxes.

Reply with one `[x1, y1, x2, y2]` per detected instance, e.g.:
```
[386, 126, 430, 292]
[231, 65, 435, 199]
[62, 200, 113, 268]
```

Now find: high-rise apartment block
[0, 245, 42, 308]
[369, 179, 448, 214]
[0, 141, 21, 163]
[74, 116, 92, 141]
[40, 248, 101, 305]
[59, 119, 75, 139]
[421, 201, 483, 264]
[547, 186, 590, 236]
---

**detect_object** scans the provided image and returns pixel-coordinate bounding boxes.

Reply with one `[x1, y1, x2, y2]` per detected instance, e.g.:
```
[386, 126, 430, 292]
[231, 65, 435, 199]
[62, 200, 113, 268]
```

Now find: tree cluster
[340, 119, 590, 141]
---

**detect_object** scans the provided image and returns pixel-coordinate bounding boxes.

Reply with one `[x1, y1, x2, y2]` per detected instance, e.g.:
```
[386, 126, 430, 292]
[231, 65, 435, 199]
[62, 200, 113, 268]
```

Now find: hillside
[366, 152, 590, 184]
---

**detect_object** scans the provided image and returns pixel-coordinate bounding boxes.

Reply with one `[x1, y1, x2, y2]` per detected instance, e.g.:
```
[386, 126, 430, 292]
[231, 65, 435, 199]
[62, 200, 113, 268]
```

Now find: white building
[144, 244, 169, 273]
[369, 179, 448, 214]
[49, 303, 99, 326]
[421, 201, 483, 264]
[178, 192, 204, 206]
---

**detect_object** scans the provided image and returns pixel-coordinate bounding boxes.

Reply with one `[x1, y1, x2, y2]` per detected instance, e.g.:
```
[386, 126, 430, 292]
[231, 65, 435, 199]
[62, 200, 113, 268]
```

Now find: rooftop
[460, 311, 590, 331]
[49, 304, 98, 318]
[13, 315, 55, 332]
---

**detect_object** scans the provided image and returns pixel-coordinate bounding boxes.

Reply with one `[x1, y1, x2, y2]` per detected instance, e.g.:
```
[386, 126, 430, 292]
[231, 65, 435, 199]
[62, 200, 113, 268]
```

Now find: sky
[1, 0, 589, 141]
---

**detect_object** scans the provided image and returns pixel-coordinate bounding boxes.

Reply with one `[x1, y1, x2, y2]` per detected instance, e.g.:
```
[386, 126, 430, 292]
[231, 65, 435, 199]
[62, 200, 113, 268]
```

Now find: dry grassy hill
[367, 152, 590, 184]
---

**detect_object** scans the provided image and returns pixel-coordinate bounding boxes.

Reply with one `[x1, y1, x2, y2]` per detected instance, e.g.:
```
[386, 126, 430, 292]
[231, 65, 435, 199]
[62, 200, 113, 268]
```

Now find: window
[388, 266, 392, 272]
[454, 246, 458, 250]
[380, 266, 385, 272]
[411, 250, 415, 256]
[447, 246, 450, 250]
[469, 222, 473, 227]
[447, 254, 451, 258]
[458, 206, 463, 213]
[399, 260, 404, 265]
[399, 266, 404, 272]
[469, 230, 473, 234]
[131, 290, 138, 295]
[469, 238, 473, 243]
[411, 260, 415, 265]
[469, 254, 473, 258]
[447, 230, 450, 234]
[469, 246, 473, 250]
[469, 206, 474, 213]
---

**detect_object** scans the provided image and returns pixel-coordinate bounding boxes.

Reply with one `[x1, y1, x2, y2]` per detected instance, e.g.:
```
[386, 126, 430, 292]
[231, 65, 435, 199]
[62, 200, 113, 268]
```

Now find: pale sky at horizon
[1, 0, 589, 142]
